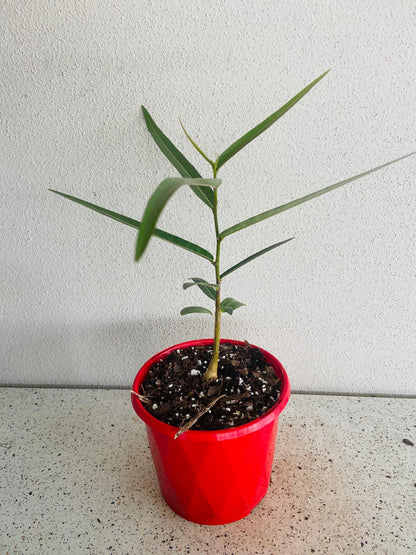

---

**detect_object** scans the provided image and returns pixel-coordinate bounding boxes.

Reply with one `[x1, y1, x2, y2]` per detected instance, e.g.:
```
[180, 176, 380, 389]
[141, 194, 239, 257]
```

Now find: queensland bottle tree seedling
[50, 70, 415, 383]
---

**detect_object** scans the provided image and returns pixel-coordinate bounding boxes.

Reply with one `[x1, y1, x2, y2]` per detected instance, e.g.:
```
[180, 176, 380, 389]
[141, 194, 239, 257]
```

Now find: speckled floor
[0, 388, 414, 554]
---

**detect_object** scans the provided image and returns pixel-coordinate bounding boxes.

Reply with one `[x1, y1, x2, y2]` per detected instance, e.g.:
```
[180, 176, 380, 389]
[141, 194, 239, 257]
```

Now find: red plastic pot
[131, 339, 290, 525]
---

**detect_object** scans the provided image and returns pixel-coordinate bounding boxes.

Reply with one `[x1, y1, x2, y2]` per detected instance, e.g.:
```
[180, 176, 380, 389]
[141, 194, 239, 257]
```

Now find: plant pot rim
[131, 338, 290, 441]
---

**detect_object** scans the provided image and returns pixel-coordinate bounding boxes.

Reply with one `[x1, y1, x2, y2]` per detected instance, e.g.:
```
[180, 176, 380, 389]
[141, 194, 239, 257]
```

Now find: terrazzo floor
[1, 388, 415, 554]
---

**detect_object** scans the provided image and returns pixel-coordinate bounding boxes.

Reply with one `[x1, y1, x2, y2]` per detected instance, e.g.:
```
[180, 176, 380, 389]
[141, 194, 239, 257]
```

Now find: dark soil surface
[140, 342, 281, 431]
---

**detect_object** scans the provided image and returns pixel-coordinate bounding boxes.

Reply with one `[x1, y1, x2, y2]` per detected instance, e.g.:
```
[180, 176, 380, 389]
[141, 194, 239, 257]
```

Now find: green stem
[203, 164, 222, 382]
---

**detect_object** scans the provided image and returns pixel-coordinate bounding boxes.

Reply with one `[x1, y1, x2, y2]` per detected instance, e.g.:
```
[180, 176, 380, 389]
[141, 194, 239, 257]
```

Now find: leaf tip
[317, 69, 330, 82]
[49, 189, 63, 197]
[178, 117, 187, 136]
[141, 106, 150, 122]
[134, 238, 144, 262]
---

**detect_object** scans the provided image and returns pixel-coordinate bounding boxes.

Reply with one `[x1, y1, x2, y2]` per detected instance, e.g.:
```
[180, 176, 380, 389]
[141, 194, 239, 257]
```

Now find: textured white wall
[1, 0, 415, 394]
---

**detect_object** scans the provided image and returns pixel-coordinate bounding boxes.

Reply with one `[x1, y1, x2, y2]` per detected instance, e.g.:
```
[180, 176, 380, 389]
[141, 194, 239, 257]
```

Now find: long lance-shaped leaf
[180, 306, 213, 316]
[216, 70, 329, 170]
[49, 190, 214, 262]
[183, 277, 217, 300]
[219, 152, 416, 239]
[220, 237, 294, 279]
[142, 106, 215, 209]
[135, 177, 221, 261]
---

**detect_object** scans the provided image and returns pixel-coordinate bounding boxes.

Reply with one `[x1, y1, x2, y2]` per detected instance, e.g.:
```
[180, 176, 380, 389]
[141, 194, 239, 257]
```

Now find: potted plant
[50, 70, 414, 525]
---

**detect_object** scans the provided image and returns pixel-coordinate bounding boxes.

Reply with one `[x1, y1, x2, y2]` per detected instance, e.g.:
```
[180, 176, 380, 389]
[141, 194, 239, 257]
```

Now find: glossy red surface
[131, 339, 290, 525]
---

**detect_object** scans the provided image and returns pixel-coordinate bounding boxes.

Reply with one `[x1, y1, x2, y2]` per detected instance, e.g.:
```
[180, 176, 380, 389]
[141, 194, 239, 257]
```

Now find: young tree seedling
[50, 70, 415, 383]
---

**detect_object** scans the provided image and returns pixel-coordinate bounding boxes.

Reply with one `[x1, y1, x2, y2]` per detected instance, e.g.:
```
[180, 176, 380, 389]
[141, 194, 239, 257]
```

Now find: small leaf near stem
[180, 306, 213, 316]
[220, 297, 246, 315]
[183, 277, 218, 300]
[183, 280, 219, 291]
[179, 119, 216, 168]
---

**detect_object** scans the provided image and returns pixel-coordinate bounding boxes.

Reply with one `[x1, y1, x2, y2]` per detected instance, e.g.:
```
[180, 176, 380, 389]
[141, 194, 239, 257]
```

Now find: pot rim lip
[131, 338, 291, 441]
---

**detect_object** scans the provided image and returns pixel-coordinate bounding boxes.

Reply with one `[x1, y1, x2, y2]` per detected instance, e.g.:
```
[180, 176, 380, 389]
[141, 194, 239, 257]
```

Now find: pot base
[162, 491, 262, 525]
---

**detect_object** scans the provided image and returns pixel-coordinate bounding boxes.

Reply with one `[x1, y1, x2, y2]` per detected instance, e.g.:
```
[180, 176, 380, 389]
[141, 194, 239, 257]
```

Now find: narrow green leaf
[142, 106, 215, 209]
[220, 152, 416, 239]
[179, 119, 215, 167]
[49, 190, 214, 261]
[183, 280, 219, 290]
[135, 178, 221, 261]
[180, 306, 213, 316]
[220, 297, 246, 315]
[184, 277, 218, 300]
[216, 70, 329, 170]
[220, 237, 294, 279]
